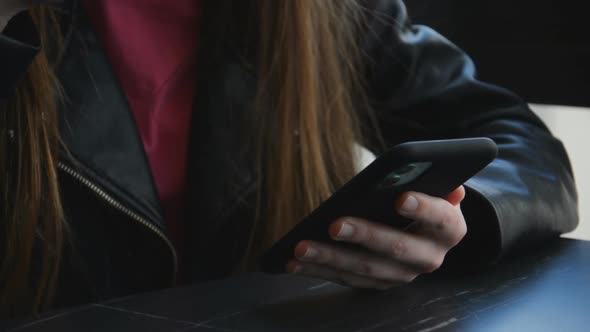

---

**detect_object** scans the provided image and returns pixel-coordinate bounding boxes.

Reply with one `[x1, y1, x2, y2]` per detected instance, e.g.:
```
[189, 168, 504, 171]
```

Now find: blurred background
[406, 0, 590, 240]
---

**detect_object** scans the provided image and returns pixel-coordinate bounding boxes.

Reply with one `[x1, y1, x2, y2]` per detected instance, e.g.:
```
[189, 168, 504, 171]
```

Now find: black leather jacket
[0, 0, 578, 312]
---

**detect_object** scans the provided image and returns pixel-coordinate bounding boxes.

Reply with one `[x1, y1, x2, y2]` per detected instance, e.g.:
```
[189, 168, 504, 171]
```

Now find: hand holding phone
[260, 138, 498, 275]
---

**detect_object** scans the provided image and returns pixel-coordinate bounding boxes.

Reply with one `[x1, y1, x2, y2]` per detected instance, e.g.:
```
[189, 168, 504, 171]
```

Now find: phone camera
[396, 163, 416, 174]
[377, 162, 432, 191]
[382, 174, 402, 187]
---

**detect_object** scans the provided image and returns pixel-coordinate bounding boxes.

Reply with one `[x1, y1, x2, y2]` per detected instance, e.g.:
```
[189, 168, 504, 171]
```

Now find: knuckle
[388, 239, 408, 259]
[357, 223, 377, 247]
[327, 249, 346, 268]
[315, 249, 328, 265]
[313, 245, 331, 265]
[425, 255, 445, 273]
[448, 212, 467, 245]
[437, 207, 467, 244]
[349, 220, 367, 242]
[439, 207, 457, 231]
[356, 260, 375, 277]
[455, 219, 468, 242]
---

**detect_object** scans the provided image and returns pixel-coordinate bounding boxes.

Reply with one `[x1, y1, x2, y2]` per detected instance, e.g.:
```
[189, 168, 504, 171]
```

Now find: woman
[0, 0, 578, 317]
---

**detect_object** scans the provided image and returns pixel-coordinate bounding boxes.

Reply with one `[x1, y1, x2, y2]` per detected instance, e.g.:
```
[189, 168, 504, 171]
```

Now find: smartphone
[259, 137, 498, 273]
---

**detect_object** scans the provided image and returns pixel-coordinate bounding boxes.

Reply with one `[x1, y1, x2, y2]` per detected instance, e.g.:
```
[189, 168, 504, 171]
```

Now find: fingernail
[335, 222, 355, 240]
[302, 246, 319, 260]
[399, 195, 418, 216]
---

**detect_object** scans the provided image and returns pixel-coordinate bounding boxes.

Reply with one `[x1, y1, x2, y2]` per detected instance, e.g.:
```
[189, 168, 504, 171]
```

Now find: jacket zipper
[57, 162, 178, 283]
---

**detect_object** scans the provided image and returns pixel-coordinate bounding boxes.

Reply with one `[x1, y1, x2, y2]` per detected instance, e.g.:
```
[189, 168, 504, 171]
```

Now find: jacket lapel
[56, 2, 165, 228]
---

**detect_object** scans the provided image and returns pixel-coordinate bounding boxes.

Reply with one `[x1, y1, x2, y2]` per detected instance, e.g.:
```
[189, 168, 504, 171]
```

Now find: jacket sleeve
[361, 0, 578, 265]
[0, 11, 40, 101]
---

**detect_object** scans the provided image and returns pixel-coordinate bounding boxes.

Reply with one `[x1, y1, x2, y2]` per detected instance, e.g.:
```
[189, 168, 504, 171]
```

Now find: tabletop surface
[4, 238, 590, 332]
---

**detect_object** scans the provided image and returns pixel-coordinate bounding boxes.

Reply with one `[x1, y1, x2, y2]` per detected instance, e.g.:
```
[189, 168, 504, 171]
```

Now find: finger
[287, 260, 397, 290]
[329, 219, 445, 272]
[445, 186, 466, 206]
[395, 192, 467, 247]
[294, 240, 419, 282]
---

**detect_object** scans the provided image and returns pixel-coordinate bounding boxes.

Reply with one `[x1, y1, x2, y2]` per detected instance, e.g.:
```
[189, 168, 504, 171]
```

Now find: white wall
[530, 104, 590, 241]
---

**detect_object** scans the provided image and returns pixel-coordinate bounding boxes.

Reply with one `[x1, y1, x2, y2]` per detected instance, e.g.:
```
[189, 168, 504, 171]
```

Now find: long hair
[1, 0, 366, 312]
[0, 7, 64, 314]
[251, 0, 365, 255]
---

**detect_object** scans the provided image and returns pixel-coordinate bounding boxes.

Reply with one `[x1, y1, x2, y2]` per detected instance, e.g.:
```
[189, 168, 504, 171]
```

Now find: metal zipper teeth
[57, 162, 178, 282]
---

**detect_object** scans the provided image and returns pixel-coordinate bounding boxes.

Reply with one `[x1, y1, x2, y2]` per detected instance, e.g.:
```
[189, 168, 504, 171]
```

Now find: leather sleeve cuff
[0, 11, 41, 100]
[442, 182, 503, 271]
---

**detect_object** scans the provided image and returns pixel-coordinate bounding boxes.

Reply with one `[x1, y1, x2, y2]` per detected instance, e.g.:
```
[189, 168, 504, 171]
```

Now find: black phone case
[259, 138, 498, 273]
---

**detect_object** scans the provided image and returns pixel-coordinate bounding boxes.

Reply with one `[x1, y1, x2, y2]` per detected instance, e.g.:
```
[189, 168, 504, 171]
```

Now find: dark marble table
[3, 238, 590, 332]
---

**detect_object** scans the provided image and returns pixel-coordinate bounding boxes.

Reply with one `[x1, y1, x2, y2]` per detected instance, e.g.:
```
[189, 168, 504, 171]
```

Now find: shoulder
[359, 0, 410, 32]
[356, 0, 424, 65]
